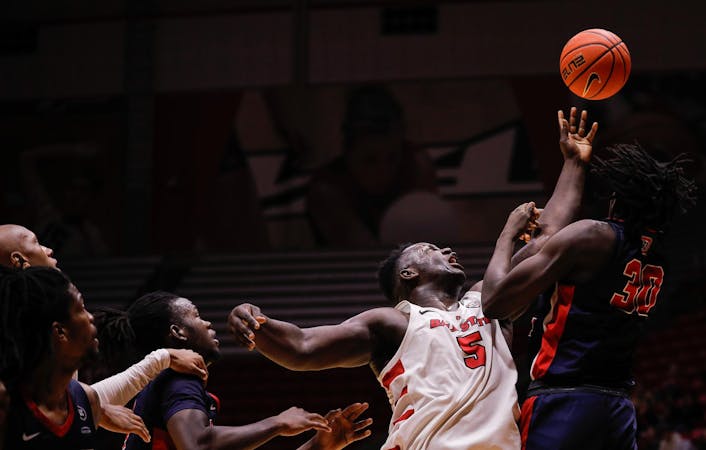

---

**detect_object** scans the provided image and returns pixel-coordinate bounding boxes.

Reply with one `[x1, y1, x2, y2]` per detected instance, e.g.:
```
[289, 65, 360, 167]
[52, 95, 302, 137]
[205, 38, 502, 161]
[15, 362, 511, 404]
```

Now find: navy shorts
[520, 389, 637, 450]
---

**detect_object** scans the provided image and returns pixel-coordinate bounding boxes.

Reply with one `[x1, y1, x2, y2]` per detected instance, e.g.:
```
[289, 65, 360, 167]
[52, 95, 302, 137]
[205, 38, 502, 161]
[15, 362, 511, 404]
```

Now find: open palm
[558, 107, 598, 163]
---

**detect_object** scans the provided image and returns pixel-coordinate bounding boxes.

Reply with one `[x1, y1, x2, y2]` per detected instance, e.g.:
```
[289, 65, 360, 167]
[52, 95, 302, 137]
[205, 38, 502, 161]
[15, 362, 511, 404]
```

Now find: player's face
[63, 284, 99, 360]
[173, 298, 221, 364]
[400, 242, 466, 281]
[19, 228, 57, 269]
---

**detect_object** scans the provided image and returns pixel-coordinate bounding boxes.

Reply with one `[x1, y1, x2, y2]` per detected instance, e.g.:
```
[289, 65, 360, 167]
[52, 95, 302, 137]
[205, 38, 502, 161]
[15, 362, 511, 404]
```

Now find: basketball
[559, 28, 631, 100]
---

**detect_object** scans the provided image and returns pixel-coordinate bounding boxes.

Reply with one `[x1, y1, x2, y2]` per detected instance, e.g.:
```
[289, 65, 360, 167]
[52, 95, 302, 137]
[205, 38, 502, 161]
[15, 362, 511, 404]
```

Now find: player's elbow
[196, 426, 218, 450]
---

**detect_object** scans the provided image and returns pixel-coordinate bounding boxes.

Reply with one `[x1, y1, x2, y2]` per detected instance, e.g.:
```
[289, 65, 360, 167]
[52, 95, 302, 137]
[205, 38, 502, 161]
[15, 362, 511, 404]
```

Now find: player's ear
[10, 251, 28, 269]
[53, 321, 69, 343]
[169, 324, 188, 343]
[399, 266, 418, 282]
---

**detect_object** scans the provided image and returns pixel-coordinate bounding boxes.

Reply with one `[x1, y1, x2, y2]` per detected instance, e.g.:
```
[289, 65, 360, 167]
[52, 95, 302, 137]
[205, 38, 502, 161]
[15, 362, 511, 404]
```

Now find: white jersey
[377, 291, 520, 450]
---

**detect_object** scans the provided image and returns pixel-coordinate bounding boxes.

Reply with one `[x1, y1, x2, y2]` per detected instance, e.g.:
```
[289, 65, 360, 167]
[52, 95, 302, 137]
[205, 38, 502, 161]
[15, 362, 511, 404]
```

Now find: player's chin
[206, 347, 222, 365]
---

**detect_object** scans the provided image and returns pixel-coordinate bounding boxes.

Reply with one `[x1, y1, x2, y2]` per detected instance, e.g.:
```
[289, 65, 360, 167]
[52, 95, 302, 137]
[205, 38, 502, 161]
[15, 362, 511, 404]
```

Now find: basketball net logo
[582, 72, 601, 96]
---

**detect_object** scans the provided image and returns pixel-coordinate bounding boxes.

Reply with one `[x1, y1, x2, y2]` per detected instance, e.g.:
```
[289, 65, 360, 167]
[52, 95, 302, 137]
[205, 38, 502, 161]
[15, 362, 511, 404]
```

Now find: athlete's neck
[409, 284, 460, 310]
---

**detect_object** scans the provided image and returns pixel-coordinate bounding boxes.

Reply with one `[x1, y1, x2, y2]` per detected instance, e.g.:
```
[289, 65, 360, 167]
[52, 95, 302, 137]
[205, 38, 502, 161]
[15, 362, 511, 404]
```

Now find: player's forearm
[254, 318, 320, 370]
[482, 229, 519, 319]
[197, 418, 286, 450]
[537, 157, 586, 238]
[91, 349, 170, 406]
[511, 158, 585, 268]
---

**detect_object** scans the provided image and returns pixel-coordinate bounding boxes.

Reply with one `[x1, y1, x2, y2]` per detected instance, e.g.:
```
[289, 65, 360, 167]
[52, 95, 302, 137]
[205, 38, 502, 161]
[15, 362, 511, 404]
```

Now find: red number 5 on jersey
[610, 258, 664, 316]
[456, 331, 487, 369]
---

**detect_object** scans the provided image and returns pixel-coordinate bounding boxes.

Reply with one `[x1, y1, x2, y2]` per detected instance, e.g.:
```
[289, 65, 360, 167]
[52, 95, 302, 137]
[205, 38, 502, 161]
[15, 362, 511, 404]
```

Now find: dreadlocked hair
[0, 266, 72, 388]
[590, 143, 698, 233]
[99, 291, 181, 362]
[377, 243, 413, 303]
[92, 306, 137, 372]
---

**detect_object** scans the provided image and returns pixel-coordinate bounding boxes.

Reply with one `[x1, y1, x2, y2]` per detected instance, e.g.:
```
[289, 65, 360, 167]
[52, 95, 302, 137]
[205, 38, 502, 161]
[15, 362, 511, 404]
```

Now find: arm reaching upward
[512, 107, 597, 267]
[483, 220, 615, 319]
[483, 202, 540, 320]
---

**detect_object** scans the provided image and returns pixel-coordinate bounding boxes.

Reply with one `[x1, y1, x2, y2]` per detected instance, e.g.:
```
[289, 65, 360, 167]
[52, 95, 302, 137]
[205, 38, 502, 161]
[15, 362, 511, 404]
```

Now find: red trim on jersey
[530, 285, 574, 380]
[208, 392, 221, 414]
[520, 396, 537, 450]
[24, 390, 75, 437]
[399, 386, 408, 398]
[392, 408, 415, 426]
[381, 359, 405, 389]
[151, 427, 174, 450]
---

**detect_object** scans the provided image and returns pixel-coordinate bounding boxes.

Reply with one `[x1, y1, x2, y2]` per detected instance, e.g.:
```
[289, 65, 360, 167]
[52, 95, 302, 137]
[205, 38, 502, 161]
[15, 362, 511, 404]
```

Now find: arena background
[1, 1, 705, 448]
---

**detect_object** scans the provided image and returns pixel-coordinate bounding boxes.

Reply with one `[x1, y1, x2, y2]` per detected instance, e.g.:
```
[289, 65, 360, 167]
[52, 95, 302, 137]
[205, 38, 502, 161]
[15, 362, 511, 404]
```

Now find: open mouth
[449, 254, 465, 270]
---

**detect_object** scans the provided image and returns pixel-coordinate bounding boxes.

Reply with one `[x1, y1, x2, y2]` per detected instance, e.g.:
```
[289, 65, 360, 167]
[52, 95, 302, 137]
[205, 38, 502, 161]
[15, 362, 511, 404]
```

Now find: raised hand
[99, 403, 151, 443]
[276, 407, 331, 437]
[167, 349, 208, 384]
[307, 403, 373, 450]
[558, 107, 598, 163]
[503, 202, 541, 243]
[227, 303, 267, 351]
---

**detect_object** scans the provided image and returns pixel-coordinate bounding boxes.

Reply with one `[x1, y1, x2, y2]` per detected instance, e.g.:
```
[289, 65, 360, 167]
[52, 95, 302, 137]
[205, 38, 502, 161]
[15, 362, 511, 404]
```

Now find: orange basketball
[559, 28, 631, 100]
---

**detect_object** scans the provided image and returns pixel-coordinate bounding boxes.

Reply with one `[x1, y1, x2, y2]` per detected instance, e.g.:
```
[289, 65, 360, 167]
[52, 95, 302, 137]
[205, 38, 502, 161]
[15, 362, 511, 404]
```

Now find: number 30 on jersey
[610, 258, 664, 316]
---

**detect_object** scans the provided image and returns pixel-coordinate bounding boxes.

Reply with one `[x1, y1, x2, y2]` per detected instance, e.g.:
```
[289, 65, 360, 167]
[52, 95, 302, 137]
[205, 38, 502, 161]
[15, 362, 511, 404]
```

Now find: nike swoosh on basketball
[583, 72, 601, 96]
[22, 431, 42, 441]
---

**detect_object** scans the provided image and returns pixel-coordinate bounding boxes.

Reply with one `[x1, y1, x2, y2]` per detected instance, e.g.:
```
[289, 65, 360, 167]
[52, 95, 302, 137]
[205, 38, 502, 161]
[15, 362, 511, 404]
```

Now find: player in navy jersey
[0, 266, 104, 450]
[482, 143, 697, 449]
[99, 291, 372, 450]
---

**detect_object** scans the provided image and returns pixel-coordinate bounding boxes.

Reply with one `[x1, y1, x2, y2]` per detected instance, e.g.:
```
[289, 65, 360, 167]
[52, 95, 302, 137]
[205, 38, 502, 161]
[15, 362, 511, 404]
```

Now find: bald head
[0, 224, 57, 269]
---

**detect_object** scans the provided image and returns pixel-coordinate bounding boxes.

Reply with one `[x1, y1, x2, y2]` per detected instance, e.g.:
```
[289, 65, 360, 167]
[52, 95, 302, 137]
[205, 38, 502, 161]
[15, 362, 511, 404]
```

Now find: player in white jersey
[380, 291, 519, 449]
[227, 231, 533, 449]
[228, 107, 597, 449]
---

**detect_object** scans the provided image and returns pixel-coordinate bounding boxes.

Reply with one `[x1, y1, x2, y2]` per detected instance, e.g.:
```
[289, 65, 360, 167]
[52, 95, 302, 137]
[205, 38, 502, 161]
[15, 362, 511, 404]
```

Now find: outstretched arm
[81, 382, 151, 443]
[483, 220, 614, 320]
[511, 107, 597, 266]
[299, 403, 373, 450]
[170, 406, 330, 450]
[91, 348, 207, 407]
[228, 304, 406, 371]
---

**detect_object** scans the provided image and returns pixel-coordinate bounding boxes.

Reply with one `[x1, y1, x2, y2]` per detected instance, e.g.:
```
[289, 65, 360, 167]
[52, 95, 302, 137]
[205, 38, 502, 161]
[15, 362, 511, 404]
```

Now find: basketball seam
[565, 40, 624, 91]
[615, 43, 629, 85]
[584, 29, 619, 45]
[589, 51, 615, 99]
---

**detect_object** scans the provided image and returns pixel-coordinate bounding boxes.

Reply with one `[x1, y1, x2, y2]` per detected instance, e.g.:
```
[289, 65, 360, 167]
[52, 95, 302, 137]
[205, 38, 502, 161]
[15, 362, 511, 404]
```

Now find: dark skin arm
[169, 406, 330, 450]
[299, 402, 373, 450]
[510, 107, 597, 267]
[482, 219, 616, 320]
[483, 202, 540, 320]
[81, 382, 151, 443]
[227, 305, 407, 372]
[482, 108, 596, 319]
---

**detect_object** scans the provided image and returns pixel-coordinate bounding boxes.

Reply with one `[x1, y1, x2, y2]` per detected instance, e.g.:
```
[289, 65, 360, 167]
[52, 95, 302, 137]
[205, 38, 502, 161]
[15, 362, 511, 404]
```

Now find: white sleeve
[91, 348, 170, 406]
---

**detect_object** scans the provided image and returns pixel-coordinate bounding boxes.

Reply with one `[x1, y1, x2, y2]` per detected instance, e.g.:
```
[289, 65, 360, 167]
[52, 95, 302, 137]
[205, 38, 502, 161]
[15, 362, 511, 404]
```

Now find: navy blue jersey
[527, 220, 666, 389]
[5, 379, 97, 450]
[125, 369, 219, 450]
